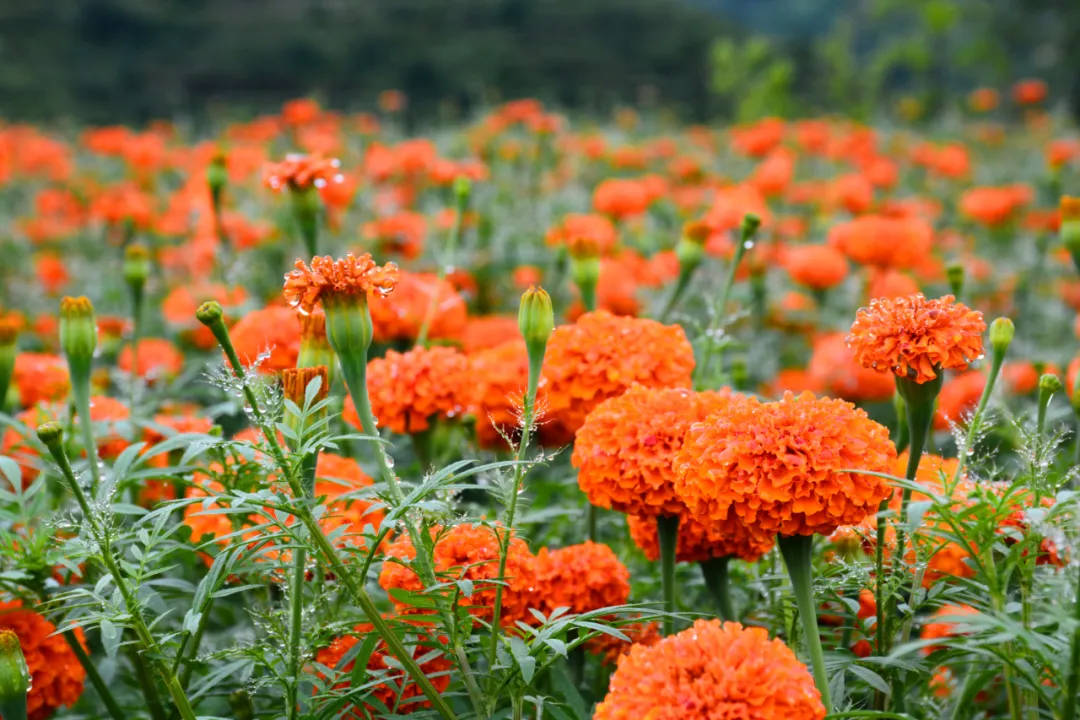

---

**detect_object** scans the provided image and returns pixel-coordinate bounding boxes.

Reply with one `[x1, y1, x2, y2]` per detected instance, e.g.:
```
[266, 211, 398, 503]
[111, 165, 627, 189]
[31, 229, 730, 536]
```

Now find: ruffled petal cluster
[572, 386, 734, 516]
[314, 622, 451, 716]
[0, 600, 87, 720]
[378, 523, 536, 627]
[367, 271, 465, 342]
[627, 511, 774, 563]
[344, 346, 470, 435]
[467, 339, 530, 449]
[283, 253, 399, 314]
[531, 541, 630, 616]
[594, 619, 825, 720]
[540, 311, 695, 445]
[263, 152, 342, 190]
[674, 392, 895, 537]
[846, 293, 986, 384]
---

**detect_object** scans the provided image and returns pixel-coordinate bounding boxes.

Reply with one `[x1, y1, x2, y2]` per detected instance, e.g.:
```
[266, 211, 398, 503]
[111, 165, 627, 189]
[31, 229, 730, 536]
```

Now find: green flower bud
[123, 243, 151, 290]
[207, 152, 228, 210]
[570, 256, 600, 311]
[989, 317, 1014, 356]
[518, 286, 554, 359]
[739, 213, 762, 241]
[0, 629, 29, 720]
[453, 176, 471, 205]
[35, 421, 64, 450]
[59, 296, 97, 379]
[290, 185, 322, 256]
[195, 300, 224, 326]
[946, 262, 964, 297]
[0, 317, 16, 412]
[1039, 372, 1063, 396]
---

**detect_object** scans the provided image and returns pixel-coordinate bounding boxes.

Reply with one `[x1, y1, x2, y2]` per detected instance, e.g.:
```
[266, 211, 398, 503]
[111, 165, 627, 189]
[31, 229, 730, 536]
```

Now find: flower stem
[657, 514, 679, 635]
[1063, 567, 1080, 720]
[286, 454, 316, 720]
[699, 555, 735, 621]
[778, 533, 832, 713]
[63, 628, 125, 720]
[71, 376, 102, 491]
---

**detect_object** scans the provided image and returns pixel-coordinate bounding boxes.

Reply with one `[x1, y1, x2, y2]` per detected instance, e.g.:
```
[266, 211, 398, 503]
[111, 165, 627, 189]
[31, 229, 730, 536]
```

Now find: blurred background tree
[0, 0, 1076, 125]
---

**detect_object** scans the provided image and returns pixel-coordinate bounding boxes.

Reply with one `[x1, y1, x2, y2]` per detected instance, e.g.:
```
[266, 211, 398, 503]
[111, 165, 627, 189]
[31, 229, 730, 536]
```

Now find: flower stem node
[0, 629, 29, 720]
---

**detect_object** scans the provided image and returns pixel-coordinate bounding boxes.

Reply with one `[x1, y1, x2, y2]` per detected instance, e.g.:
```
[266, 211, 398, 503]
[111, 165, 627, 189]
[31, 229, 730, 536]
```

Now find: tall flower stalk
[59, 296, 102, 490]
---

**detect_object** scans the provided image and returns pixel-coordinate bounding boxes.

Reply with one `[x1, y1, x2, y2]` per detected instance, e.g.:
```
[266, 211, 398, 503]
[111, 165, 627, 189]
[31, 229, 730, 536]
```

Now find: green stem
[71, 377, 102, 491]
[286, 454, 316, 720]
[699, 556, 735, 621]
[585, 503, 597, 542]
[659, 266, 694, 322]
[696, 217, 757, 386]
[44, 440, 198, 720]
[63, 629, 125, 720]
[1063, 567, 1080, 720]
[952, 351, 1006, 485]
[128, 644, 167, 720]
[128, 284, 143, 416]
[778, 533, 832, 713]
[416, 190, 467, 347]
[657, 515, 679, 636]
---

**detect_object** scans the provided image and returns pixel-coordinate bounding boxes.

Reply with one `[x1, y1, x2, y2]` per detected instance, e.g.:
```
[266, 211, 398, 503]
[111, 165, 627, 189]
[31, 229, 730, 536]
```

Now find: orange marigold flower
[847, 293, 986, 384]
[118, 337, 184, 381]
[1012, 78, 1048, 106]
[827, 215, 933, 269]
[539, 311, 695, 445]
[263, 153, 342, 191]
[545, 213, 618, 257]
[867, 268, 921, 299]
[627, 511, 774, 563]
[345, 346, 469, 435]
[532, 541, 630, 616]
[592, 178, 651, 220]
[378, 523, 536, 626]
[594, 619, 825, 720]
[362, 211, 427, 259]
[461, 314, 520, 353]
[586, 619, 662, 666]
[959, 185, 1032, 227]
[674, 392, 896, 537]
[0, 600, 86, 720]
[934, 370, 986, 430]
[468, 339, 530, 449]
[314, 453, 385, 546]
[314, 622, 450, 717]
[807, 332, 895, 402]
[87, 395, 131, 459]
[283, 253, 399, 315]
[921, 604, 979, 654]
[12, 353, 70, 408]
[784, 244, 849, 291]
[368, 271, 465, 343]
[228, 305, 302, 373]
[572, 386, 733, 516]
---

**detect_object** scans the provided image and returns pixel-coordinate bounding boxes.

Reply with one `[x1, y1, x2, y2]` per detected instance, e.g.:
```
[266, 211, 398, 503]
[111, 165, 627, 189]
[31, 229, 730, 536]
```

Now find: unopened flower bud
[207, 152, 228, 211]
[946, 262, 964, 297]
[570, 256, 601, 311]
[676, 219, 709, 272]
[989, 317, 1014, 356]
[1039, 373, 1062, 396]
[297, 309, 337, 386]
[0, 629, 29, 720]
[282, 365, 329, 449]
[59, 296, 97, 378]
[453, 176, 471, 205]
[740, 213, 762, 241]
[35, 421, 64, 450]
[518, 286, 554, 360]
[123, 243, 151, 291]
[0, 316, 16, 411]
[1060, 196, 1080, 273]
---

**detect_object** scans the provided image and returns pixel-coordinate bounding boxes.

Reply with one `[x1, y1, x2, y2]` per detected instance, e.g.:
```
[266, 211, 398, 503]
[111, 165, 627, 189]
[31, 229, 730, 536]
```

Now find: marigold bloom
[539, 311, 695, 445]
[921, 604, 979, 654]
[263, 153, 342, 191]
[546, 213, 618, 257]
[468, 339, 530, 448]
[827, 215, 933, 269]
[367, 271, 465, 343]
[531, 541, 630, 616]
[592, 178, 651, 219]
[314, 622, 450, 717]
[345, 346, 469, 434]
[847, 293, 986, 384]
[283, 253, 399, 315]
[1012, 78, 1048, 106]
[867, 268, 921, 299]
[12, 353, 69, 408]
[313, 453, 384, 544]
[362, 211, 427, 259]
[572, 386, 733, 516]
[594, 619, 825, 720]
[807, 332, 894, 402]
[118, 338, 183, 381]
[959, 185, 1032, 227]
[785, 244, 849, 291]
[0, 600, 86, 720]
[228, 306, 302, 373]
[585, 619, 661, 666]
[934, 370, 986, 430]
[379, 523, 536, 626]
[674, 392, 896, 537]
[461, 314, 520, 353]
[627, 511, 774, 563]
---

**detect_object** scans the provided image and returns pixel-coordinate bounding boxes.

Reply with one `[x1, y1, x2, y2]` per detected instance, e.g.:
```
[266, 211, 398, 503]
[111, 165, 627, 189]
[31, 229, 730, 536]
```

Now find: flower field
[0, 87, 1079, 719]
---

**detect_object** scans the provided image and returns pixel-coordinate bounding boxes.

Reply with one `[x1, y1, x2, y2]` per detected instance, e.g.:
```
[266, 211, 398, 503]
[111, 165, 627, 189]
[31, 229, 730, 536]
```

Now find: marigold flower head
[468, 339, 530, 449]
[263, 153, 342, 191]
[807, 332, 895, 402]
[283, 253, 399, 315]
[594, 619, 825, 720]
[921, 604, 979, 654]
[827, 215, 933, 269]
[12, 353, 69, 408]
[378, 523, 536, 626]
[228, 305, 302, 373]
[586, 619, 662, 666]
[532, 541, 630, 616]
[313, 453, 384, 546]
[461, 314, 521, 353]
[546, 213, 618, 257]
[0, 600, 86, 720]
[785, 244, 849, 290]
[674, 392, 896, 537]
[314, 622, 450, 717]
[540, 311, 695, 445]
[847, 293, 986, 384]
[572, 386, 734, 516]
[627, 511, 774, 563]
[367, 271, 465, 343]
[344, 346, 469, 435]
[118, 337, 183, 381]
